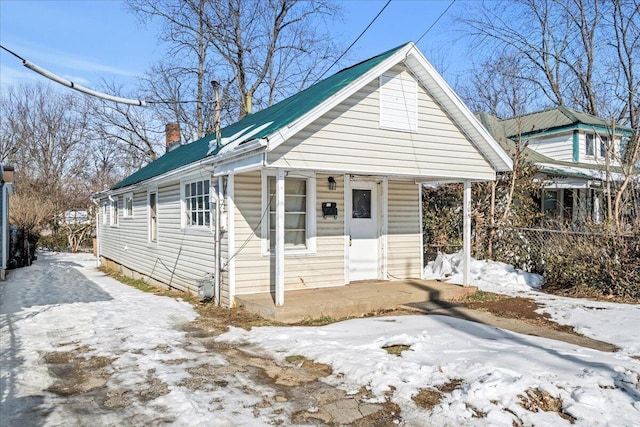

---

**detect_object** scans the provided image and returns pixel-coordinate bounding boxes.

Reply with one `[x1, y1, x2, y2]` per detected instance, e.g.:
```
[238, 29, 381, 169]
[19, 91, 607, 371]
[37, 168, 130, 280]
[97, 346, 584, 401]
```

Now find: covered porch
[235, 279, 477, 323]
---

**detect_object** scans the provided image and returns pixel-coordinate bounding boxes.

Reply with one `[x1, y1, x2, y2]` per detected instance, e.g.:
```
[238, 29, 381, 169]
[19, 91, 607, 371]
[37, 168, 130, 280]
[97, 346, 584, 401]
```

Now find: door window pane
[352, 189, 371, 218]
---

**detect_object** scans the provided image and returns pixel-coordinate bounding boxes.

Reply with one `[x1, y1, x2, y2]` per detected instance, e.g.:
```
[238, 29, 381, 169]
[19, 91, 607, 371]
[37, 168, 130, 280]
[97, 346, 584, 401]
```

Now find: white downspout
[215, 176, 222, 305]
[463, 180, 471, 286]
[275, 168, 285, 306]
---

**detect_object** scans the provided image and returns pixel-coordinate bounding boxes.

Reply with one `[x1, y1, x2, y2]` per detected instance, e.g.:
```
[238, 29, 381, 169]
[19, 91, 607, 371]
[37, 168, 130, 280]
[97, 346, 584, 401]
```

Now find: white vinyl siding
[232, 171, 344, 296]
[380, 72, 417, 132]
[526, 133, 575, 163]
[99, 182, 215, 295]
[268, 65, 495, 180]
[387, 180, 422, 279]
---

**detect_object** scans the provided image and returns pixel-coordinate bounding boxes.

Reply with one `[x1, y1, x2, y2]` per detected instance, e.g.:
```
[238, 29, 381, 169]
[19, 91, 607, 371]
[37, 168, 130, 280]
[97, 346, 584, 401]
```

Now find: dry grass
[518, 388, 576, 423]
[382, 345, 411, 356]
[412, 379, 464, 410]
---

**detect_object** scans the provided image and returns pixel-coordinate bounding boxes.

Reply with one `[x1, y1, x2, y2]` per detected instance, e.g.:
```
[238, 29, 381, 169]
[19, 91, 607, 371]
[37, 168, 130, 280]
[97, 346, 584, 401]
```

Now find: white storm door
[349, 182, 379, 281]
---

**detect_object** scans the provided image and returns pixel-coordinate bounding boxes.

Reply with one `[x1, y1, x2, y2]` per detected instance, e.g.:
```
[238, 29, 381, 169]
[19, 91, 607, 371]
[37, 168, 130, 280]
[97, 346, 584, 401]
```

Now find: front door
[349, 182, 379, 281]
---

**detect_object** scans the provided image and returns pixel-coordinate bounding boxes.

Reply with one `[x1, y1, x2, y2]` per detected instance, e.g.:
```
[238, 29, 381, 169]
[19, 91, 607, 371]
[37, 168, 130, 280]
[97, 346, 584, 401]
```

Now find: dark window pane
[352, 189, 371, 218]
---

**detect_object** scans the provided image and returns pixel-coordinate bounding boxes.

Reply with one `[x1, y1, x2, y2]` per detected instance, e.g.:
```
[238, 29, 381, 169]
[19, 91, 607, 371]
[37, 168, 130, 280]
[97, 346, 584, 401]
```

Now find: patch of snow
[424, 251, 543, 292]
[424, 251, 640, 356]
[219, 315, 640, 426]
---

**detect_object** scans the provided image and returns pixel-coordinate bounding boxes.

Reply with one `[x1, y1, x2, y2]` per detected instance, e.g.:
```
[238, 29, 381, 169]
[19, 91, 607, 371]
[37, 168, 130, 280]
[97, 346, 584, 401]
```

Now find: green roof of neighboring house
[476, 110, 627, 176]
[492, 106, 632, 138]
[112, 43, 409, 190]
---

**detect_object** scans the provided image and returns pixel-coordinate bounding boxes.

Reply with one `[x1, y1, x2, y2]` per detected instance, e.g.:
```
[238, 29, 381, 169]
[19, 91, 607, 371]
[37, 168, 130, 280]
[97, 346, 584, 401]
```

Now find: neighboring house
[1, 165, 14, 280]
[478, 107, 635, 224]
[94, 42, 512, 307]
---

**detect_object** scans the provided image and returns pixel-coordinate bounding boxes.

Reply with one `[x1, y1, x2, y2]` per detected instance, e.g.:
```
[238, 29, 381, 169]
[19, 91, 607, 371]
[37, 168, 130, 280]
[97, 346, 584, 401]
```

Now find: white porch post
[275, 168, 285, 306]
[463, 180, 471, 286]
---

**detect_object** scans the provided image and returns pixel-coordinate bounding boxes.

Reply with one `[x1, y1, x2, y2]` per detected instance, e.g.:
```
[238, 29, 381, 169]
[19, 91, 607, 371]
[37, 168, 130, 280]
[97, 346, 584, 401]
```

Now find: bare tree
[92, 81, 164, 166]
[129, 0, 340, 137]
[459, 0, 640, 231]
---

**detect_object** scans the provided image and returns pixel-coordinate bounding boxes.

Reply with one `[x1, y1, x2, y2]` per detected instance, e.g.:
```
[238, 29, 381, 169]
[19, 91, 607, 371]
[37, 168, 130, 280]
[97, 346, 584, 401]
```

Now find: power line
[313, 0, 392, 84]
[415, 0, 457, 46]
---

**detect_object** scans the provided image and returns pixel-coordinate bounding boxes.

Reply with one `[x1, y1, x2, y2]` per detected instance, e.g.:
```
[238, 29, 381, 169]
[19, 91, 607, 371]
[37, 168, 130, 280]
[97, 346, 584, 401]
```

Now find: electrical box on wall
[322, 202, 338, 219]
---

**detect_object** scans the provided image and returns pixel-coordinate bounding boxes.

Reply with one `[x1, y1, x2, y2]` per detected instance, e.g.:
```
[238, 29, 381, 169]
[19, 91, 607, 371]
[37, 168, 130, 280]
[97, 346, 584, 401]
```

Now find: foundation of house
[235, 279, 477, 323]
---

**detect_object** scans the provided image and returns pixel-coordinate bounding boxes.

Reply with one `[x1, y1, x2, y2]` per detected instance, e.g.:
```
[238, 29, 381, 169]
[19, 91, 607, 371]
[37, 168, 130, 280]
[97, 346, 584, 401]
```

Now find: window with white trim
[148, 190, 158, 243]
[102, 201, 108, 225]
[183, 179, 211, 228]
[379, 72, 418, 132]
[586, 133, 610, 160]
[123, 192, 134, 218]
[262, 172, 316, 254]
[586, 134, 595, 156]
[110, 198, 119, 226]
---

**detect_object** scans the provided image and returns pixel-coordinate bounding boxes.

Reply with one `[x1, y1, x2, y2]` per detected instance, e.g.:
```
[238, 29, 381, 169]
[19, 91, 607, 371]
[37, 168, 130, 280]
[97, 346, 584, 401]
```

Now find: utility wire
[313, 0, 392, 84]
[415, 0, 457, 46]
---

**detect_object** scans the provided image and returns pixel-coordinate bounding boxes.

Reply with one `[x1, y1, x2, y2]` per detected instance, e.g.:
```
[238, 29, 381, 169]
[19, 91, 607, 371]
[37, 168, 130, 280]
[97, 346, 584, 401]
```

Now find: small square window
[352, 189, 372, 219]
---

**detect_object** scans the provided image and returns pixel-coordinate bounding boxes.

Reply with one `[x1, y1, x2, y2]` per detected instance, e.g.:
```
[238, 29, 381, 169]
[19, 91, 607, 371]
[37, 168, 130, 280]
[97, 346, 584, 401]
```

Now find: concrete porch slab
[234, 279, 477, 323]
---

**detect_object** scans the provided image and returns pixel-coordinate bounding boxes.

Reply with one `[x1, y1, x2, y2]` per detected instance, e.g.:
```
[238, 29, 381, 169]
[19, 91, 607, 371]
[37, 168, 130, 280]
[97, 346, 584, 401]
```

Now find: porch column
[275, 168, 285, 306]
[463, 180, 471, 286]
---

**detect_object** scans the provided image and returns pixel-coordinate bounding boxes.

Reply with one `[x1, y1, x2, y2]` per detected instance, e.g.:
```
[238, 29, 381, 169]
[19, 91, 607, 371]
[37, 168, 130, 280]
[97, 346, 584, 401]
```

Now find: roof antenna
[212, 80, 221, 151]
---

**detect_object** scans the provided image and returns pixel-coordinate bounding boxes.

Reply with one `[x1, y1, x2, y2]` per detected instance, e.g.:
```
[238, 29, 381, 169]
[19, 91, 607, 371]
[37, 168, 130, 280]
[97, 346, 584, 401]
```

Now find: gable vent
[379, 72, 418, 132]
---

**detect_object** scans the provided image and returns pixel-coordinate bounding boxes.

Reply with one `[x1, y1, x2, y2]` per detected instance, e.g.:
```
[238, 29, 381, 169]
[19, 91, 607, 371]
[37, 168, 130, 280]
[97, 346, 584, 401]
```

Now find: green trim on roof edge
[112, 43, 410, 190]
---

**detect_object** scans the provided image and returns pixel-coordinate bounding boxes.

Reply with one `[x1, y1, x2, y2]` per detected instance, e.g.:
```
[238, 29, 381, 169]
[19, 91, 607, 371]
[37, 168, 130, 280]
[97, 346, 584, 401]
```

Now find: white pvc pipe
[23, 60, 146, 106]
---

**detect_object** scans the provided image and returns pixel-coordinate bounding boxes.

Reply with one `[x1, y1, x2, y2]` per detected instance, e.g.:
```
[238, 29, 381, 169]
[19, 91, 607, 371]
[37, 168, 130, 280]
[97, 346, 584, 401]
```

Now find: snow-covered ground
[423, 251, 640, 356]
[2, 251, 639, 426]
[0, 252, 290, 426]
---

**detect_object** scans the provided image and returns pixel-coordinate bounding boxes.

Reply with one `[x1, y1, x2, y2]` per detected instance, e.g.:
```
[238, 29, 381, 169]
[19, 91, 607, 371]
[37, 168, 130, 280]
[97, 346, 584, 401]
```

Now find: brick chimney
[165, 123, 181, 152]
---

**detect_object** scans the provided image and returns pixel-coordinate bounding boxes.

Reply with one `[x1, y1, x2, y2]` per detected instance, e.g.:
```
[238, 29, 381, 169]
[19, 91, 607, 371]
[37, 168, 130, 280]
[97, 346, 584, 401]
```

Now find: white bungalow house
[478, 107, 635, 224]
[94, 42, 512, 307]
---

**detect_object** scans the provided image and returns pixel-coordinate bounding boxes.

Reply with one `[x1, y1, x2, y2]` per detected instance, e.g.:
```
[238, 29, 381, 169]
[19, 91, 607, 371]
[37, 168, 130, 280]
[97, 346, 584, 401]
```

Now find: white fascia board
[213, 152, 264, 176]
[402, 46, 513, 173]
[265, 45, 414, 151]
[265, 161, 496, 182]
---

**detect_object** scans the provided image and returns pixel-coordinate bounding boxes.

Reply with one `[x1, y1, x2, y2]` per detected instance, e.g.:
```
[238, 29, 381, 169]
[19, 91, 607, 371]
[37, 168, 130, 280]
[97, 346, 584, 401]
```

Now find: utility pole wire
[415, 0, 457, 45]
[313, 0, 392, 84]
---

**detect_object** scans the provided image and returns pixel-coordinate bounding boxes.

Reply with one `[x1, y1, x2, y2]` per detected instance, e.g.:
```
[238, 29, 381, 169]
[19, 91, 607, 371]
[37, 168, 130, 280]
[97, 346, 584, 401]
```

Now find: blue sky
[0, 0, 466, 95]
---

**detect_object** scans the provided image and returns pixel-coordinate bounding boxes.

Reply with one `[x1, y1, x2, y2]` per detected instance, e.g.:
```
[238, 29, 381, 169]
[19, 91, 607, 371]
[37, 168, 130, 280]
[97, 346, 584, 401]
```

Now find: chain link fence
[469, 225, 640, 298]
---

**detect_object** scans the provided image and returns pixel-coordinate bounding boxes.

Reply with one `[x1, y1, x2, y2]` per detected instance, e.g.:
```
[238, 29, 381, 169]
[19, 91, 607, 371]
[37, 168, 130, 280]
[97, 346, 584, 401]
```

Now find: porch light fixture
[328, 176, 336, 190]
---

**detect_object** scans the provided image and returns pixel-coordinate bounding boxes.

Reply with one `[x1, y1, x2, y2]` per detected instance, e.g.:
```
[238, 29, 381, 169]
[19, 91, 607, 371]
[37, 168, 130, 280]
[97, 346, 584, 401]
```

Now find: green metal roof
[475, 110, 626, 176]
[112, 43, 409, 190]
[496, 106, 631, 138]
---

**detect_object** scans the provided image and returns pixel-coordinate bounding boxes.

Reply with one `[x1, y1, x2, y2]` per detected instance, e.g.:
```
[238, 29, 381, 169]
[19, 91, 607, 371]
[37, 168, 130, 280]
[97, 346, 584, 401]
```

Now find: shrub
[543, 231, 640, 299]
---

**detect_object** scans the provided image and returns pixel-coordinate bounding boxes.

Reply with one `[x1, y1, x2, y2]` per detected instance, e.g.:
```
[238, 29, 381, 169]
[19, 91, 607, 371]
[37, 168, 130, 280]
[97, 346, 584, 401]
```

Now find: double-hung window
[148, 190, 158, 243]
[586, 134, 595, 156]
[263, 172, 316, 254]
[183, 179, 210, 228]
[110, 197, 119, 226]
[123, 192, 134, 218]
[102, 201, 108, 225]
